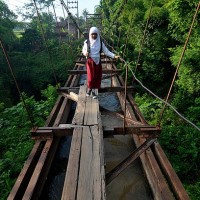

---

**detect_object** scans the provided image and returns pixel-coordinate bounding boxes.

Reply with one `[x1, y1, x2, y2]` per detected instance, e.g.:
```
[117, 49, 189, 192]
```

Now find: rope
[134, 0, 154, 74]
[157, 1, 200, 126]
[32, 0, 58, 85]
[0, 38, 35, 128]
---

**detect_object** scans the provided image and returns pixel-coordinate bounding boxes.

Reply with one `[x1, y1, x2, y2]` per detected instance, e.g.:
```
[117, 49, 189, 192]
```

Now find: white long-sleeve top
[82, 40, 115, 64]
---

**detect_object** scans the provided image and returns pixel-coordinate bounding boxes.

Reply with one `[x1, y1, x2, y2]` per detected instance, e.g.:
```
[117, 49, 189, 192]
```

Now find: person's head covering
[88, 27, 101, 54]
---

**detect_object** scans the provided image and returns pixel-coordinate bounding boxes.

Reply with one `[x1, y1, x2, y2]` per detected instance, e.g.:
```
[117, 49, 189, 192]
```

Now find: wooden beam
[106, 137, 157, 185]
[31, 126, 74, 138]
[61, 91, 78, 102]
[7, 141, 42, 200]
[68, 69, 122, 74]
[76, 60, 115, 64]
[58, 86, 135, 93]
[153, 142, 190, 200]
[103, 126, 161, 137]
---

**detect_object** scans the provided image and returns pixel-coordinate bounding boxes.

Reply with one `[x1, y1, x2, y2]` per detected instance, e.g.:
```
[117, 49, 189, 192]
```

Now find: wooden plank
[61, 91, 78, 102]
[92, 125, 106, 200]
[31, 127, 73, 138]
[76, 126, 93, 199]
[72, 85, 87, 125]
[68, 69, 122, 74]
[84, 96, 99, 125]
[76, 60, 114, 64]
[146, 147, 175, 199]
[103, 126, 160, 137]
[22, 139, 53, 200]
[7, 141, 42, 200]
[59, 86, 135, 93]
[153, 142, 190, 200]
[97, 111, 106, 199]
[61, 127, 83, 200]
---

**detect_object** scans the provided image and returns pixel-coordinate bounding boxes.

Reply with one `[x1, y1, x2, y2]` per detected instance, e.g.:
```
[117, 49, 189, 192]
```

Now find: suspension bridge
[3, 0, 200, 199]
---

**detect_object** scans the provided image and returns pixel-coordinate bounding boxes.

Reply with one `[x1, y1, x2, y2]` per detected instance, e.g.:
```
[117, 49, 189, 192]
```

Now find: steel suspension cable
[0, 38, 35, 128]
[32, 0, 58, 85]
[60, 0, 83, 36]
[61, 2, 66, 19]
[157, 1, 200, 126]
[134, 0, 154, 74]
[121, 57, 200, 132]
[52, 1, 68, 64]
[100, 36, 200, 132]
[123, 63, 128, 131]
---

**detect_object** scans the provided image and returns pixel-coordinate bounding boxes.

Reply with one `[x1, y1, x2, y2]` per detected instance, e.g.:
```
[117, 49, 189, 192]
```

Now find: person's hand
[114, 55, 120, 59]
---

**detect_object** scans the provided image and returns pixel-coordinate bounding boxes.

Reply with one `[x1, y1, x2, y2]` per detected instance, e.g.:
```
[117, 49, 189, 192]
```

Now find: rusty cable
[32, 0, 58, 85]
[157, 1, 200, 126]
[0, 38, 35, 128]
[123, 63, 128, 133]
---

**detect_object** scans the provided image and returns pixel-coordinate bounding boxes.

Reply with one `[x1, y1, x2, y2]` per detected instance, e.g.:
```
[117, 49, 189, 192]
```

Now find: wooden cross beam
[58, 86, 135, 93]
[76, 60, 115, 64]
[106, 136, 157, 185]
[31, 125, 161, 139]
[30, 126, 75, 140]
[103, 126, 161, 137]
[68, 69, 122, 74]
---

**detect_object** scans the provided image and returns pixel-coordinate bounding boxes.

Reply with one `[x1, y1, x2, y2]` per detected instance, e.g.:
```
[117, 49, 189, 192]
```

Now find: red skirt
[86, 57, 102, 89]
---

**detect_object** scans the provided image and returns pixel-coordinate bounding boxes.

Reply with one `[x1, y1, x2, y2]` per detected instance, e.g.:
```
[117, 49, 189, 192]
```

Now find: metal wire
[157, 1, 200, 126]
[0, 38, 35, 128]
[32, 0, 58, 85]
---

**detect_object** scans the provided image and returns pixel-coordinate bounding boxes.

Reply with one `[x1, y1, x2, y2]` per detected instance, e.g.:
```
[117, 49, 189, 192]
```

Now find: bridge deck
[61, 85, 105, 200]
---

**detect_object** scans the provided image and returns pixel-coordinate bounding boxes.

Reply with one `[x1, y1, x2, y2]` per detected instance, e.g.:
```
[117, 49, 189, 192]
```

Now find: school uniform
[82, 27, 115, 92]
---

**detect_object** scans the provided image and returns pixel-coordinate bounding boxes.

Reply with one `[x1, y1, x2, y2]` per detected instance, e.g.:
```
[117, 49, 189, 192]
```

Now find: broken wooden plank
[61, 91, 78, 102]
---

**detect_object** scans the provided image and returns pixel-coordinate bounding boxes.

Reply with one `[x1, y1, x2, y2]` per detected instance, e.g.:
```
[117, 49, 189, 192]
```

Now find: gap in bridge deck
[41, 63, 153, 200]
[100, 63, 153, 200]
[40, 101, 76, 200]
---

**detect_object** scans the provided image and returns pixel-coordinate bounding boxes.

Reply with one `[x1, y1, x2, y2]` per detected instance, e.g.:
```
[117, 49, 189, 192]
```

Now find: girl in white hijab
[82, 27, 119, 98]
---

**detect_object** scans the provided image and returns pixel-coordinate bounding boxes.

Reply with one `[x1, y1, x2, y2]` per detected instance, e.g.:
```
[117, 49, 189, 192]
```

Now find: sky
[5, 0, 100, 21]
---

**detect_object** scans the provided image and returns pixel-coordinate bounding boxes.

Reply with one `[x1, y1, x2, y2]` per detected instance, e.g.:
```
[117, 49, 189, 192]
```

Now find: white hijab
[89, 27, 101, 64]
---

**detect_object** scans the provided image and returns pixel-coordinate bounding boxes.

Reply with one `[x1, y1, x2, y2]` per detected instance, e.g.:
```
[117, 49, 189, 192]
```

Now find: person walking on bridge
[82, 27, 119, 99]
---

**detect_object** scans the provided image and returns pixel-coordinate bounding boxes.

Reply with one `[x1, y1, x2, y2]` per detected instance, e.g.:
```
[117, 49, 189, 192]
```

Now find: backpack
[86, 38, 102, 54]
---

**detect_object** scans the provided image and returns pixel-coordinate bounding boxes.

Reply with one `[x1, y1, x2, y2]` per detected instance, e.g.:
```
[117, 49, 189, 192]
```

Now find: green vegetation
[99, 0, 200, 198]
[0, 0, 199, 199]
